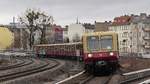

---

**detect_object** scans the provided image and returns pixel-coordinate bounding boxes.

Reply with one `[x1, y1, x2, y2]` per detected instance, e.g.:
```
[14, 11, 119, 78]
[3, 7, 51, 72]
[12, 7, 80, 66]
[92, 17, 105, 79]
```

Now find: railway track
[0, 58, 24, 70]
[102, 74, 113, 84]
[56, 70, 115, 84]
[0, 58, 60, 83]
[120, 68, 150, 84]
[0, 58, 33, 70]
[71, 71, 93, 84]
[84, 75, 113, 84]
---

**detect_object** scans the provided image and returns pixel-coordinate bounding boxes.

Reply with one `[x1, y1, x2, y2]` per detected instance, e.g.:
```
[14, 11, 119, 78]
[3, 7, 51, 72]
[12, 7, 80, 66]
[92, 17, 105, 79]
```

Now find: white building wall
[137, 23, 150, 54]
[85, 29, 94, 33]
[63, 29, 68, 40]
[34, 29, 41, 44]
[109, 24, 138, 54]
[67, 24, 85, 42]
[109, 23, 150, 57]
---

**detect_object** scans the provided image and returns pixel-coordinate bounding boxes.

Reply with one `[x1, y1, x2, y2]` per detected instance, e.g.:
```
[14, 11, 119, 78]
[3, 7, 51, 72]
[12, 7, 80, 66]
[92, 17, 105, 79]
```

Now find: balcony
[143, 36, 150, 40]
[143, 27, 150, 32]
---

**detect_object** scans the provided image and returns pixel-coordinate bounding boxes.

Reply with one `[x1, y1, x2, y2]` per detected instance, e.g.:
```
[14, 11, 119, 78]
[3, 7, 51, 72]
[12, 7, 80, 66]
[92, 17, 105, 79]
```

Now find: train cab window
[100, 36, 113, 50]
[87, 36, 100, 51]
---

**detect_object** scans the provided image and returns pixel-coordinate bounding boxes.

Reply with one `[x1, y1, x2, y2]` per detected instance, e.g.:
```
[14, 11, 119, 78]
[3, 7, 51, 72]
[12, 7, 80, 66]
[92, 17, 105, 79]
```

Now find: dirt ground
[119, 56, 150, 73]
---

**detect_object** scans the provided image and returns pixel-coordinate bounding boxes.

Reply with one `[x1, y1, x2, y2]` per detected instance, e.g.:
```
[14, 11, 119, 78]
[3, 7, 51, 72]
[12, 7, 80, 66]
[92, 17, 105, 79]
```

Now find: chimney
[131, 14, 134, 17]
[65, 25, 68, 28]
[105, 21, 107, 23]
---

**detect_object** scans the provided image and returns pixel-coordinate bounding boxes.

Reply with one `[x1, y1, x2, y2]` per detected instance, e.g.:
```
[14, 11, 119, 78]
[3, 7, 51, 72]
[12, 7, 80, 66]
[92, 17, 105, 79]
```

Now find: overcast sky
[0, 0, 150, 27]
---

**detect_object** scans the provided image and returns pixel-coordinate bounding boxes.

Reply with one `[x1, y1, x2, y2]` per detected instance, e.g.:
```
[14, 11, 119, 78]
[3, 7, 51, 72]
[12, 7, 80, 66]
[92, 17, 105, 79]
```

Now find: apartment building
[109, 23, 138, 54]
[109, 13, 150, 57]
[83, 23, 95, 33]
[95, 21, 111, 32]
[131, 13, 150, 56]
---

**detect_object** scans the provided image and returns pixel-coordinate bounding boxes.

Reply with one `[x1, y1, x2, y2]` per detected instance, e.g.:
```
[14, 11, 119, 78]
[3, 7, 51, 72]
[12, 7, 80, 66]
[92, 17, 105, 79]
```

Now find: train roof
[83, 31, 117, 36]
[34, 42, 82, 47]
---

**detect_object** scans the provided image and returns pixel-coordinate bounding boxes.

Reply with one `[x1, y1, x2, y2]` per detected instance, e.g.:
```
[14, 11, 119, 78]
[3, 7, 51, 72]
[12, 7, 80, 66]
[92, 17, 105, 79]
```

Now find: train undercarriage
[85, 60, 119, 74]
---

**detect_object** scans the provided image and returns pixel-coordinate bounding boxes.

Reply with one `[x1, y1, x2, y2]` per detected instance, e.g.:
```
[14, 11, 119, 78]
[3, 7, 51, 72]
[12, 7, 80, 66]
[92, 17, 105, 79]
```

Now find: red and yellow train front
[83, 32, 119, 70]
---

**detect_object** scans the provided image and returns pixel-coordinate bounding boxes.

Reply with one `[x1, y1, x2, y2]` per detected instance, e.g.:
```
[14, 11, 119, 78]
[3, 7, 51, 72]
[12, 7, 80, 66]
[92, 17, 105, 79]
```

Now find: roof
[83, 31, 117, 36]
[83, 23, 95, 29]
[34, 42, 82, 47]
[111, 22, 130, 26]
[112, 15, 131, 26]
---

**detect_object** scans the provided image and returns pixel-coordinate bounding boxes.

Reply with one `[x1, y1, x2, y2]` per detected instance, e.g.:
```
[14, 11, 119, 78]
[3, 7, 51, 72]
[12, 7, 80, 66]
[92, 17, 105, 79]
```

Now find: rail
[120, 68, 150, 84]
[0, 58, 33, 70]
[0, 58, 59, 82]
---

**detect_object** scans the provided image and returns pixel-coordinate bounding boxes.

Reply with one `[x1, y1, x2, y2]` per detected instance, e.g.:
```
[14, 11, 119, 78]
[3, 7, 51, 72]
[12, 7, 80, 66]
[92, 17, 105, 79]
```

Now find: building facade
[52, 25, 63, 43]
[83, 23, 95, 33]
[8, 23, 30, 50]
[109, 24, 138, 54]
[109, 13, 150, 57]
[94, 21, 111, 32]
[134, 23, 150, 55]
[67, 23, 85, 42]
[62, 26, 69, 43]
[131, 13, 150, 56]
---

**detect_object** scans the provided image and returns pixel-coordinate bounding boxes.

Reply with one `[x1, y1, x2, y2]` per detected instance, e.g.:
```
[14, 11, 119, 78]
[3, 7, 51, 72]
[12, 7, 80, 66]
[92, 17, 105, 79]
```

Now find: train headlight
[109, 52, 114, 56]
[88, 54, 92, 58]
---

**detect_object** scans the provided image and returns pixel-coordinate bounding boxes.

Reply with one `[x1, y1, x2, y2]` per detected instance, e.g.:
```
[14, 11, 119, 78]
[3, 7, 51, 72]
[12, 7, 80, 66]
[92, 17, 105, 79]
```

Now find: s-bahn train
[82, 32, 119, 73]
[34, 42, 83, 59]
[34, 32, 119, 73]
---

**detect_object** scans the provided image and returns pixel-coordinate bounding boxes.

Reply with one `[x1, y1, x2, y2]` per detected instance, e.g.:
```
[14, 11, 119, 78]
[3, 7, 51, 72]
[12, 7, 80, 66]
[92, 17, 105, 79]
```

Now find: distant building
[112, 15, 131, 25]
[95, 21, 111, 31]
[130, 13, 150, 55]
[109, 13, 150, 56]
[109, 23, 138, 54]
[83, 23, 95, 33]
[67, 23, 85, 42]
[130, 13, 150, 23]
[141, 23, 150, 54]
[62, 25, 69, 43]
[33, 29, 41, 45]
[52, 25, 63, 43]
[8, 23, 29, 50]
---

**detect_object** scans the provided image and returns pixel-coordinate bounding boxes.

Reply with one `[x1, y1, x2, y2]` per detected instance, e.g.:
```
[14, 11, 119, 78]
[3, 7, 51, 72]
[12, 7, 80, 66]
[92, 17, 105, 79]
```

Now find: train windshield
[87, 36, 100, 51]
[100, 36, 113, 50]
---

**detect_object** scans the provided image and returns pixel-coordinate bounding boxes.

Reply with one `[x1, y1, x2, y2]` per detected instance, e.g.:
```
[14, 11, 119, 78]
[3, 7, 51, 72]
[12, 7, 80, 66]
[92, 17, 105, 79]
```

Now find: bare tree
[36, 14, 53, 44]
[19, 8, 53, 49]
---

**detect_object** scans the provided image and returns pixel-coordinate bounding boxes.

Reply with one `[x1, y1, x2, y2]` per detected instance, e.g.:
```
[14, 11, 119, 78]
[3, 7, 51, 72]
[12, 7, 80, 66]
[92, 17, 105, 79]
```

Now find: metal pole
[76, 45, 80, 69]
[137, 27, 139, 57]
[20, 28, 23, 50]
[131, 31, 132, 56]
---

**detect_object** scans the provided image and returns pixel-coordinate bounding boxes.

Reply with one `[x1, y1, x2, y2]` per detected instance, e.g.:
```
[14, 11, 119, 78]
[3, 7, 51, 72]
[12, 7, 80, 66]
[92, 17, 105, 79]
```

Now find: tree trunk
[29, 30, 32, 49]
[40, 25, 46, 44]
[29, 26, 34, 50]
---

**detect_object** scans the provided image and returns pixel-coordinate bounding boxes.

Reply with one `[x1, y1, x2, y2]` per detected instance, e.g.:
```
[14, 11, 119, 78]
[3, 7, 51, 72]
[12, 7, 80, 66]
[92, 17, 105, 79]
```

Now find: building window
[120, 41, 122, 45]
[125, 26, 127, 30]
[122, 32, 128, 37]
[126, 26, 128, 30]
[139, 32, 141, 37]
[122, 26, 124, 30]
[121, 26, 122, 30]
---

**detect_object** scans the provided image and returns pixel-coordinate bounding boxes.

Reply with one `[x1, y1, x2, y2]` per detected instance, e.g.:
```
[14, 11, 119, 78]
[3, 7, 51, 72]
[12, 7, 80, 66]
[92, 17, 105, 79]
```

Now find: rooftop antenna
[76, 17, 79, 24]
[13, 17, 15, 23]
[13, 16, 16, 28]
